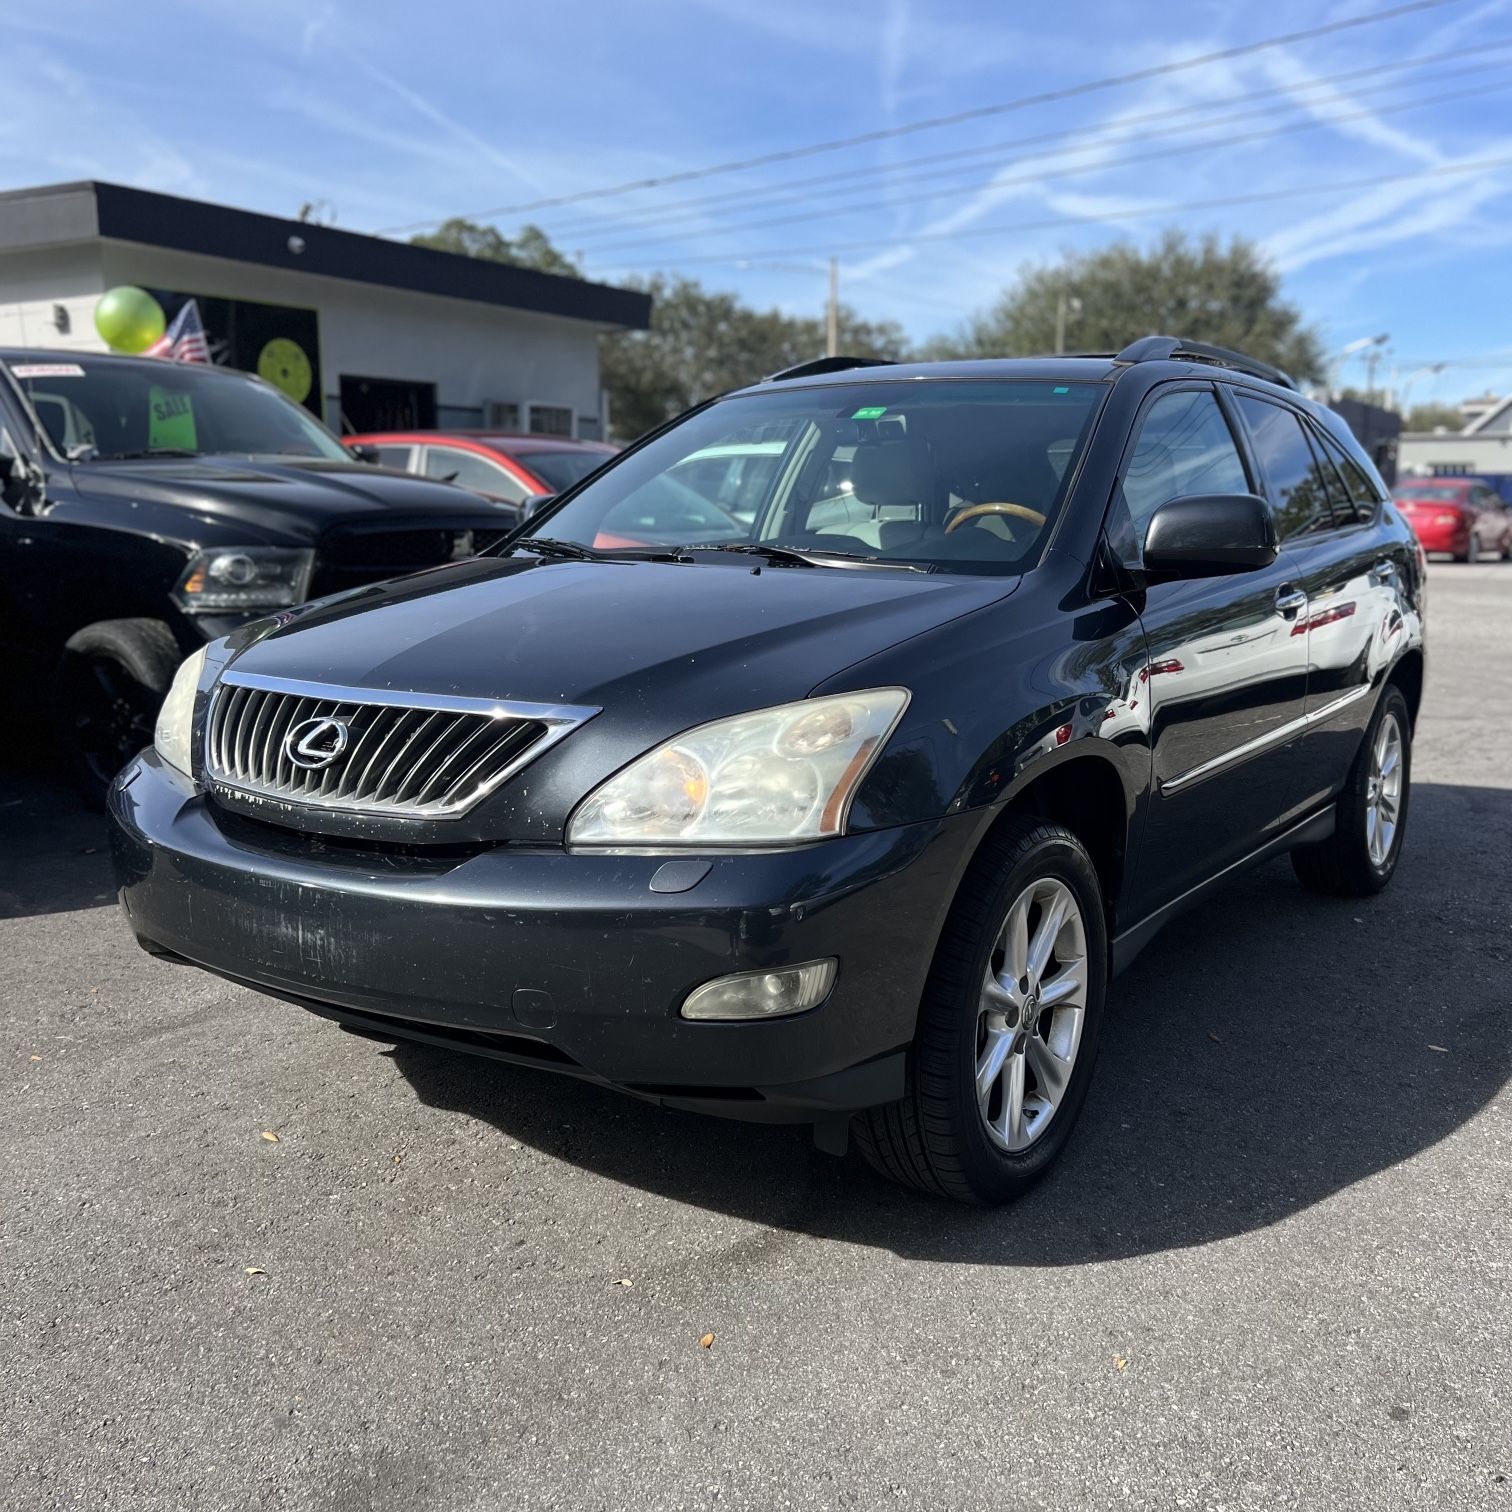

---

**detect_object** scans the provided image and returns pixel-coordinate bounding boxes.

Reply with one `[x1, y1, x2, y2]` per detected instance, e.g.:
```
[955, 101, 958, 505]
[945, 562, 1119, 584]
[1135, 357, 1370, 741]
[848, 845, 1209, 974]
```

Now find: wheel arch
[963, 749, 1133, 930]
[1386, 647, 1425, 731]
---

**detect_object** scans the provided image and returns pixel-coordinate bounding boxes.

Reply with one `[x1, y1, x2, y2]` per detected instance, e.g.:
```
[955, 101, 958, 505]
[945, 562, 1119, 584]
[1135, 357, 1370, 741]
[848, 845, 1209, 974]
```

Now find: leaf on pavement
[613, 1278, 633, 1288]
[1113, 1355, 1129, 1372]
[699, 1332, 715, 1349]
[244, 1266, 266, 1276]
[1428, 1044, 1449, 1053]
[260, 1131, 281, 1143]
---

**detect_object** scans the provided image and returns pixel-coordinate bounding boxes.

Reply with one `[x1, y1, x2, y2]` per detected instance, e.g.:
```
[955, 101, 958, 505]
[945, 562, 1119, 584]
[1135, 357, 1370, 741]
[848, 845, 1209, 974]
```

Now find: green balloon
[94, 286, 166, 353]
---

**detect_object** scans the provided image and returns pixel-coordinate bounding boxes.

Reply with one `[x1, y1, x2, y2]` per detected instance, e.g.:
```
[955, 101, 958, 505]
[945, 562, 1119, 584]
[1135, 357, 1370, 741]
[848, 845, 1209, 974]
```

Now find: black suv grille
[310, 525, 512, 597]
[203, 675, 593, 819]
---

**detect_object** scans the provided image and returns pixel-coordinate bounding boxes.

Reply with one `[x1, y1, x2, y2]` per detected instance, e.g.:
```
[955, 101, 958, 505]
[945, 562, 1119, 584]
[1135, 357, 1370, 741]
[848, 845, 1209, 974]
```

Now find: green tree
[1403, 402, 1462, 433]
[410, 217, 582, 278]
[928, 230, 1324, 382]
[600, 274, 910, 440]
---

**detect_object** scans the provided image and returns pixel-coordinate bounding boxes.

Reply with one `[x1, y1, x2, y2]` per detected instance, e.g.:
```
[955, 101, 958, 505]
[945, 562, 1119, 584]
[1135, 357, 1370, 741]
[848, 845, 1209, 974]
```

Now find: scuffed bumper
[109, 751, 972, 1121]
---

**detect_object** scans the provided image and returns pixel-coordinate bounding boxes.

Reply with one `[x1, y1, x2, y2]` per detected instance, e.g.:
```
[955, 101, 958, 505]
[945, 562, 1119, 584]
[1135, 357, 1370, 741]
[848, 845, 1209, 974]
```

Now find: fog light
[681, 959, 837, 1021]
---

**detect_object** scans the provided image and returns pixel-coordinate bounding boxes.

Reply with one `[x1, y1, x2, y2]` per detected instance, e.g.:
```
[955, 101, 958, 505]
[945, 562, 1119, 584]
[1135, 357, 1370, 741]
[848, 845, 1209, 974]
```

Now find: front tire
[855, 816, 1108, 1205]
[1291, 685, 1412, 897]
[55, 619, 181, 809]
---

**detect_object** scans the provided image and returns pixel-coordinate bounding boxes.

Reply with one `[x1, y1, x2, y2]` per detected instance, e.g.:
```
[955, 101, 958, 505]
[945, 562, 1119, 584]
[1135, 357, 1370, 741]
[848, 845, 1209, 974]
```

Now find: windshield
[527, 380, 1104, 572]
[6, 358, 349, 461]
[521, 449, 613, 492]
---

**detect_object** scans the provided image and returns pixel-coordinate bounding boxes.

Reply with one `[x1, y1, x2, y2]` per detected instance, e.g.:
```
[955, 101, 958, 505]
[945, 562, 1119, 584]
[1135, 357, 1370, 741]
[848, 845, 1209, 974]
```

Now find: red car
[345, 432, 617, 516]
[1394, 478, 1512, 562]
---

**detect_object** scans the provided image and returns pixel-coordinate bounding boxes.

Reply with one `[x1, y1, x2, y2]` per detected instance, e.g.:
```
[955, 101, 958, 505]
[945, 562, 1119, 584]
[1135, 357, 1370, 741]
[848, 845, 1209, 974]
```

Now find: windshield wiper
[512, 537, 603, 561]
[677, 543, 933, 573]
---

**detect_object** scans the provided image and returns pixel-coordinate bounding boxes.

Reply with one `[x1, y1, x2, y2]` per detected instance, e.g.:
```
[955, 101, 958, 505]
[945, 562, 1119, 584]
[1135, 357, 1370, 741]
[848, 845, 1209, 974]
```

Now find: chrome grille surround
[203, 671, 597, 820]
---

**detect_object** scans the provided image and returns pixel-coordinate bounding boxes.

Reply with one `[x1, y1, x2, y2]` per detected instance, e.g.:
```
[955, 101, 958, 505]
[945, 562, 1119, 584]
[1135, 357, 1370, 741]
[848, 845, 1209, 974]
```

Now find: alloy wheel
[1365, 712, 1404, 868]
[975, 877, 1088, 1152]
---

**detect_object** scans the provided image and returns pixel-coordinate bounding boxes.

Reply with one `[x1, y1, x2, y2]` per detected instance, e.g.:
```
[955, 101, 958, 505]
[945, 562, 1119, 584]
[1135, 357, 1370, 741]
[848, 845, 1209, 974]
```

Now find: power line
[579, 72, 1512, 258]
[601, 153, 1512, 268]
[372, 0, 1461, 234]
[542, 42, 1512, 245]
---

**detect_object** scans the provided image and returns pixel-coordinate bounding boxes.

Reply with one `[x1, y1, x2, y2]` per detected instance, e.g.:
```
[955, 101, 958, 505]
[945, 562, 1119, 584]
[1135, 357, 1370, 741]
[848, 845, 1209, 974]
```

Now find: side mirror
[348, 443, 380, 465]
[520, 492, 556, 520]
[1142, 493, 1277, 579]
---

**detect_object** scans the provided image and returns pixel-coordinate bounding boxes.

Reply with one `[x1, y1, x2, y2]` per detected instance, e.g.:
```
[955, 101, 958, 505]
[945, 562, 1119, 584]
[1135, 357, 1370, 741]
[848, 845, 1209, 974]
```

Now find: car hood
[226, 554, 1020, 714]
[68, 456, 506, 543]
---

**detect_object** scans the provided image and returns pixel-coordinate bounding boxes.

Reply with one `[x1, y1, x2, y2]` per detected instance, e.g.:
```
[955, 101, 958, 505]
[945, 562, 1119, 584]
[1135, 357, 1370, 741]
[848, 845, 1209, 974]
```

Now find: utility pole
[826, 257, 839, 358]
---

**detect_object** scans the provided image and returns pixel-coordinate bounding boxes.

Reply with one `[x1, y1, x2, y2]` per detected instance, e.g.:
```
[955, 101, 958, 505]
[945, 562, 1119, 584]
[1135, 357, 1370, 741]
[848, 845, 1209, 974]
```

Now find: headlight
[568, 688, 909, 848]
[154, 645, 208, 776]
[173, 547, 314, 613]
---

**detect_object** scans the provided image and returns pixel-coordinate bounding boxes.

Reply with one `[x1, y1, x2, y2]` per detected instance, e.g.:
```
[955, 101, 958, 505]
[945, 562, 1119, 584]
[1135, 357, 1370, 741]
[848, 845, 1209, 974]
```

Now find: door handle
[1274, 587, 1307, 616]
[1369, 560, 1394, 584]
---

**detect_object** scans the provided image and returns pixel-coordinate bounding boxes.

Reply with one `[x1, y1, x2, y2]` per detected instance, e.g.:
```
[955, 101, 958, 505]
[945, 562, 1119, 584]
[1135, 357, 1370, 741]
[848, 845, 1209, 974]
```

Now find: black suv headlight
[567, 689, 909, 848]
[173, 547, 314, 613]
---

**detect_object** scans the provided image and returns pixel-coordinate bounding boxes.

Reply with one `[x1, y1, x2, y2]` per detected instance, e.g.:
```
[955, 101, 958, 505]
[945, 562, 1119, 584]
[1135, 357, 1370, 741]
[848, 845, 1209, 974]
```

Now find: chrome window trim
[202, 671, 598, 819]
[1160, 685, 1371, 796]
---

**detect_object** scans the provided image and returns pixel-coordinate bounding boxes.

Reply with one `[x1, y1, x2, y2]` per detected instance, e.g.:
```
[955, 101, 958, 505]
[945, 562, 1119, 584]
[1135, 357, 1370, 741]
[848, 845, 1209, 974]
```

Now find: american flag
[146, 298, 211, 363]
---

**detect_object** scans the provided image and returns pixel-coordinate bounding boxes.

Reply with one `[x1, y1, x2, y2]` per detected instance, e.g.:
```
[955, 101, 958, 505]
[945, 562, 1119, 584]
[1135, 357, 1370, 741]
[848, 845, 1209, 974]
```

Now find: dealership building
[0, 180, 651, 439]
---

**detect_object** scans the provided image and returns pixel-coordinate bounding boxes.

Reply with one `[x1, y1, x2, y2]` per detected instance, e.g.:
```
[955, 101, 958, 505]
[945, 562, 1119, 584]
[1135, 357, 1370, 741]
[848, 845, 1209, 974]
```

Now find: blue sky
[4, 0, 1512, 403]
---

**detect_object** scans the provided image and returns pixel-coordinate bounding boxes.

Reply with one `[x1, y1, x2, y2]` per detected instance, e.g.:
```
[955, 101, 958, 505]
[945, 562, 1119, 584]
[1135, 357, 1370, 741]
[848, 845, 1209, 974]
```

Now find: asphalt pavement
[2, 563, 1509, 1512]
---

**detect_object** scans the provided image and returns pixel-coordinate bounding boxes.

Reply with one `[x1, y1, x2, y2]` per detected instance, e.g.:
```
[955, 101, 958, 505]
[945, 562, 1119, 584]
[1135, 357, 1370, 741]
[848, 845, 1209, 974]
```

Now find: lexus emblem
[285, 715, 351, 769]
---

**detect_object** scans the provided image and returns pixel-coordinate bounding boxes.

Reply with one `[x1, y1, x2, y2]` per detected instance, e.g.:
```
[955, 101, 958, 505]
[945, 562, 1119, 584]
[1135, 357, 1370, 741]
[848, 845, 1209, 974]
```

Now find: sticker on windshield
[851, 405, 888, 420]
[148, 385, 198, 450]
[11, 363, 85, 379]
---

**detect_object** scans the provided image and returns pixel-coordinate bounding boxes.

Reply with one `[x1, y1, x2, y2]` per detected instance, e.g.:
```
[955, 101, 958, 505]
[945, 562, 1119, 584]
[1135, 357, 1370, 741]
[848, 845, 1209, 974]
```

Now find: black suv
[109, 338, 1426, 1206]
[0, 350, 516, 801]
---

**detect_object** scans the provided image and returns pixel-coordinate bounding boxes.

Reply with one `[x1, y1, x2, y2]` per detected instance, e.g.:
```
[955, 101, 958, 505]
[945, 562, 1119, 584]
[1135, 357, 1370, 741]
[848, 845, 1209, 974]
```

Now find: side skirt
[1111, 805, 1336, 975]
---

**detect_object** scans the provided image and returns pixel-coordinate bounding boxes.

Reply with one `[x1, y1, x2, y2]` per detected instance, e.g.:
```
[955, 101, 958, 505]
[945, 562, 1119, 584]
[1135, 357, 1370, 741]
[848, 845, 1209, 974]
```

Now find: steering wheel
[944, 501, 1048, 535]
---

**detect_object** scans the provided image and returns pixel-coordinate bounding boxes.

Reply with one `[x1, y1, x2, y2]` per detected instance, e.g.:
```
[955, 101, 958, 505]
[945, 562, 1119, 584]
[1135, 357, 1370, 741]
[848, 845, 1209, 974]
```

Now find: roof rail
[1114, 334, 1297, 391]
[765, 354, 896, 383]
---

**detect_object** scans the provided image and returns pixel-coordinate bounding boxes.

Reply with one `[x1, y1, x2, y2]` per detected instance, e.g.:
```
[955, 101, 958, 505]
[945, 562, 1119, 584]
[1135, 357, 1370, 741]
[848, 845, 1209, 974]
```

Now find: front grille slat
[410, 719, 500, 807]
[203, 676, 573, 821]
[441, 723, 542, 809]
[374, 710, 443, 804]
[352, 708, 424, 802]
[392, 715, 471, 806]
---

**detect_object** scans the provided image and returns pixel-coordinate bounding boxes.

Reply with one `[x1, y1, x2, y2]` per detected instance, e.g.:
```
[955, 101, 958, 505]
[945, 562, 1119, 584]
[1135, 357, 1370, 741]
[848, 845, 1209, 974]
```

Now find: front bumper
[109, 751, 972, 1121]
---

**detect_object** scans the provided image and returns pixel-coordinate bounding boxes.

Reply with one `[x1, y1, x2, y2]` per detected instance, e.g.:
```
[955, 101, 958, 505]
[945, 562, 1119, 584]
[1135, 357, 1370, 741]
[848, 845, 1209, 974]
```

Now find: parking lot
[1, 563, 1507, 1511]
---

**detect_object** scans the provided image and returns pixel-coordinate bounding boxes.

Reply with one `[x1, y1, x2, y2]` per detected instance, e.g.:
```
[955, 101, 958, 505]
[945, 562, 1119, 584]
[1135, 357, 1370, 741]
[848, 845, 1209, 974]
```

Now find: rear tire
[1291, 685, 1412, 897]
[854, 815, 1108, 1205]
[55, 619, 182, 809]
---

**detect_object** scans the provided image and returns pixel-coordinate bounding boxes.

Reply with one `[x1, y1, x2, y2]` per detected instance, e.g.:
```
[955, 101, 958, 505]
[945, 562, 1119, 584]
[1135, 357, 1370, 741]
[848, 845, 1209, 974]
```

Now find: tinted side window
[1316, 431, 1380, 523]
[1236, 396, 1337, 540]
[1121, 388, 1249, 536]
[1306, 432, 1354, 524]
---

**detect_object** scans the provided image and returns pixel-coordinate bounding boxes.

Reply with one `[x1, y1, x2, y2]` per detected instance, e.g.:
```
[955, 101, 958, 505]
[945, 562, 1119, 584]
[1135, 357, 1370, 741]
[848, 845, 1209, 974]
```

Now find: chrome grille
[203, 673, 595, 819]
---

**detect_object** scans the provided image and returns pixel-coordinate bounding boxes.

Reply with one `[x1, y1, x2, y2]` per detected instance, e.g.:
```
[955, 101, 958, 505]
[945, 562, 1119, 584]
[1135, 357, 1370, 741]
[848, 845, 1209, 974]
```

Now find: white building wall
[23, 241, 611, 434]
[1397, 431, 1512, 477]
[0, 245, 106, 351]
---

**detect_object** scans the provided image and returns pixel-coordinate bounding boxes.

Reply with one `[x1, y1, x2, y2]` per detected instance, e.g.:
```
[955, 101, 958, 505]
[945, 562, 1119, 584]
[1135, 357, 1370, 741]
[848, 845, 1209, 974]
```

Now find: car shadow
[386, 779, 1510, 1264]
[0, 758, 116, 921]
